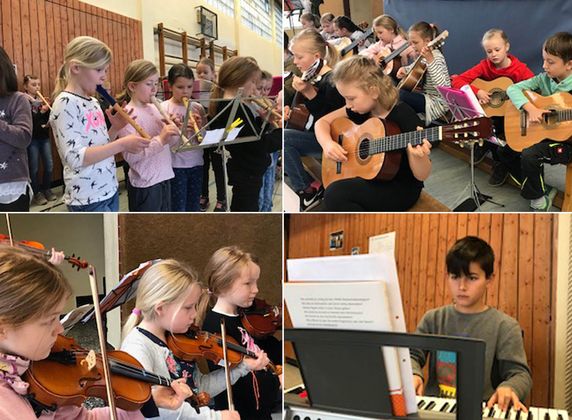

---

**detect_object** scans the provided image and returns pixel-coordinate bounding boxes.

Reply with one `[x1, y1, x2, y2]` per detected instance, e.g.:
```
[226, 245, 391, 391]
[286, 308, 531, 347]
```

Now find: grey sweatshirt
[410, 305, 532, 401]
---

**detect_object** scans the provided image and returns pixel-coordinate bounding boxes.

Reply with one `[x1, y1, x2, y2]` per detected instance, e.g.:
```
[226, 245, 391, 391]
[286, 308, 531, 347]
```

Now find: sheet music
[61, 304, 94, 334]
[200, 126, 244, 146]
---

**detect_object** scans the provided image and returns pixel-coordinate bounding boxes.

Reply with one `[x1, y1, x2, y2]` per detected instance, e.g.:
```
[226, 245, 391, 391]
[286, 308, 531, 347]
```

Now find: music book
[285, 253, 417, 415]
[61, 304, 94, 334]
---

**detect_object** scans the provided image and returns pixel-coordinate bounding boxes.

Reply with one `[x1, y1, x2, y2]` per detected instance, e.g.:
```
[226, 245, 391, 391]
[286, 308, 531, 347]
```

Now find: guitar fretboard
[556, 108, 572, 122]
[368, 127, 441, 154]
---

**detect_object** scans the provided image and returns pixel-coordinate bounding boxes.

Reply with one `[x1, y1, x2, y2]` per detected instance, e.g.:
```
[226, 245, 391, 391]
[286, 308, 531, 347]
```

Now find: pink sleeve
[49, 406, 144, 420]
[359, 41, 383, 59]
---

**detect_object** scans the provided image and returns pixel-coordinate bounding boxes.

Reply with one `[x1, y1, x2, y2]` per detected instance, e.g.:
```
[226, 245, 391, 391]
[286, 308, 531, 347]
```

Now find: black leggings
[324, 177, 422, 211]
[0, 190, 30, 212]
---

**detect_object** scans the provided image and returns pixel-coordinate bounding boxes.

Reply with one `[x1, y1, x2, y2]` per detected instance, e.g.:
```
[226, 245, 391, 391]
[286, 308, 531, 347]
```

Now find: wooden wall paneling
[434, 214, 449, 308]
[531, 215, 552, 406]
[79, 1, 87, 37]
[410, 217, 422, 330]
[517, 214, 534, 393]
[417, 214, 430, 323]
[425, 214, 440, 312]
[467, 213, 480, 237]
[53, 2, 63, 88]
[487, 214, 503, 308]
[456, 213, 468, 239]
[0, 0, 3, 46]
[498, 214, 518, 319]
[36, 0, 50, 92]
[11, 0, 23, 82]
[403, 216, 415, 331]
[2, 0, 13, 64]
[21, 0, 32, 80]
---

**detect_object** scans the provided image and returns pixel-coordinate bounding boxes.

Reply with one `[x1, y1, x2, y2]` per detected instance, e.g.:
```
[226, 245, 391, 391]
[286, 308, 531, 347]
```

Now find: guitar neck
[382, 42, 409, 65]
[341, 28, 373, 56]
[369, 126, 442, 154]
[555, 108, 572, 122]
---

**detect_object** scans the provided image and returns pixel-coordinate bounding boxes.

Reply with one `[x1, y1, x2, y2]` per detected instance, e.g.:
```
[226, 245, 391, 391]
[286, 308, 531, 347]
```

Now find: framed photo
[196, 6, 218, 40]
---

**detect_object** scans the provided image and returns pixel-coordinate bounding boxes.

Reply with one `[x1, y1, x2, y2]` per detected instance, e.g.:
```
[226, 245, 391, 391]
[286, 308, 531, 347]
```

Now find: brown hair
[0, 47, 18, 97]
[372, 14, 407, 39]
[0, 246, 71, 328]
[544, 32, 572, 63]
[333, 16, 360, 33]
[203, 246, 259, 306]
[116, 59, 159, 103]
[198, 57, 215, 72]
[409, 21, 439, 41]
[481, 28, 509, 46]
[331, 55, 398, 111]
[300, 12, 320, 29]
[208, 56, 260, 117]
[261, 70, 272, 81]
[290, 28, 339, 67]
[320, 12, 335, 24]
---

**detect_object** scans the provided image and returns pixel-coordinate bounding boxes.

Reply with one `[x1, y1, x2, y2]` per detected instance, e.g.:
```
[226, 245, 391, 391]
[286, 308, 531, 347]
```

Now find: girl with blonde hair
[315, 55, 432, 211]
[115, 59, 180, 212]
[284, 28, 345, 211]
[0, 246, 153, 419]
[121, 259, 268, 419]
[202, 246, 282, 420]
[208, 56, 281, 211]
[50, 36, 149, 211]
[360, 14, 416, 76]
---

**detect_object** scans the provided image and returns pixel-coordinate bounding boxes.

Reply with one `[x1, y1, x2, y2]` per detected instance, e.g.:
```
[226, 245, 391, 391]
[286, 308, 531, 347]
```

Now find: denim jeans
[67, 190, 119, 212]
[171, 166, 203, 212]
[283, 129, 322, 192]
[28, 138, 54, 193]
[258, 151, 279, 212]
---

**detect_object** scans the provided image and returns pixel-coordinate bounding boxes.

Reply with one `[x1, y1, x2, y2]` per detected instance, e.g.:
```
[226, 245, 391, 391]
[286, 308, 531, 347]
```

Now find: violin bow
[220, 318, 235, 411]
[88, 265, 119, 420]
[4, 214, 14, 246]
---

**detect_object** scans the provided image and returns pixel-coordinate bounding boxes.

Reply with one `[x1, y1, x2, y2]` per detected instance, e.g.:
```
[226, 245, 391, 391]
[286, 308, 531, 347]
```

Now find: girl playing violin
[202, 246, 282, 420]
[0, 245, 164, 419]
[121, 259, 269, 419]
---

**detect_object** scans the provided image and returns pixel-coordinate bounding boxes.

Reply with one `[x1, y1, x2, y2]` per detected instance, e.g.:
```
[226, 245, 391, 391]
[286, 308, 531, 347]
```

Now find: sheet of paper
[199, 126, 244, 146]
[369, 231, 396, 257]
[286, 254, 416, 414]
[61, 304, 94, 334]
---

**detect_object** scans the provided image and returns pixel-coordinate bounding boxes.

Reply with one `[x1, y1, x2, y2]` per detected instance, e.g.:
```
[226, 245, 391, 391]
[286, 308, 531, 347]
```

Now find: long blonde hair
[122, 259, 208, 337]
[203, 246, 259, 306]
[289, 28, 339, 67]
[53, 36, 112, 99]
[208, 56, 260, 117]
[0, 246, 71, 328]
[372, 14, 407, 39]
[116, 59, 159, 104]
[331, 55, 398, 111]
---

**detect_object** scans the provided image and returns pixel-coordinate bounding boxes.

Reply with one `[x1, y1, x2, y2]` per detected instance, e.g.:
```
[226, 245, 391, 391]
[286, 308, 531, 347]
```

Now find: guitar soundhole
[489, 89, 506, 108]
[358, 138, 370, 161]
[543, 109, 559, 126]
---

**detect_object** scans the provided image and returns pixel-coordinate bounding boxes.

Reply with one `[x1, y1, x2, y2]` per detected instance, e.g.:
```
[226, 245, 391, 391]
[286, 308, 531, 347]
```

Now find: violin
[239, 298, 282, 339]
[0, 234, 88, 270]
[25, 335, 210, 413]
[166, 329, 282, 376]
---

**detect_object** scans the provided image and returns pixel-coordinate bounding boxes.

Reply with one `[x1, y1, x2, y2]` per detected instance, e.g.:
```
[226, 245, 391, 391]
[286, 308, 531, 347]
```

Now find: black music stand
[437, 87, 504, 212]
[285, 328, 485, 420]
[174, 88, 271, 212]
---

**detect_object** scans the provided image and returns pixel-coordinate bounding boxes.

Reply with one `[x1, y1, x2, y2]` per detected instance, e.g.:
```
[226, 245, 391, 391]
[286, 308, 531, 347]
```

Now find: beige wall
[81, 0, 282, 75]
[0, 214, 106, 312]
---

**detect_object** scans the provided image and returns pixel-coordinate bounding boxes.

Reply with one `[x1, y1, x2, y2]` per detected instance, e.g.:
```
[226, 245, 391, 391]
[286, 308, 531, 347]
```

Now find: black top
[210, 101, 281, 177]
[304, 71, 346, 131]
[29, 97, 50, 139]
[345, 101, 425, 189]
[202, 310, 281, 420]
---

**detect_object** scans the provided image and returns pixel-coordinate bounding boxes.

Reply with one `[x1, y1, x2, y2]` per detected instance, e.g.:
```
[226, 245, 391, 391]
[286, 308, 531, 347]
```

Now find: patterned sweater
[50, 91, 117, 206]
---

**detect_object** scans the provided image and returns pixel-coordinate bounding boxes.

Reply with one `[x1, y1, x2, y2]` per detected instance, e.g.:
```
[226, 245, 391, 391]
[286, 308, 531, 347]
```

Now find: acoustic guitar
[286, 58, 325, 131]
[397, 30, 449, 92]
[322, 116, 493, 187]
[471, 77, 513, 117]
[375, 42, 411, 78]
[333, 27, 374, 58]
[504, 90, 572, 151]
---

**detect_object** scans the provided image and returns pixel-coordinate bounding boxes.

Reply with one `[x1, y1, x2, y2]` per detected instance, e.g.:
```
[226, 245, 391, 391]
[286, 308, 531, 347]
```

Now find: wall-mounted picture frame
[195, 6, 218, 40]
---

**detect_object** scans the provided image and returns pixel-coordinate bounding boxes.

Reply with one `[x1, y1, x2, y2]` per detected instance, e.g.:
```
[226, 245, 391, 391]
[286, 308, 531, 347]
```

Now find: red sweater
[451, 54, 534, 94]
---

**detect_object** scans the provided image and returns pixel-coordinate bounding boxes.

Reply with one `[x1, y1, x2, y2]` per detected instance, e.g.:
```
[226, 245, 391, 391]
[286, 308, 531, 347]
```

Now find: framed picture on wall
[195, 6, 218, 40]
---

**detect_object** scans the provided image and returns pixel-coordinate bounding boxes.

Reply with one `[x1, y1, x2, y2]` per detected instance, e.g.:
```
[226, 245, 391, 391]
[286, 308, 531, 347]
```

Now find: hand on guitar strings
[477, 90, 492, 105]
[486, 386, 528, 413]
[523, 103, 551, 124]
[419, 46, 435, 64]
[407, 129, 432, 159]
[292, 76, 318, 100]
[323, 140, 348, 162]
